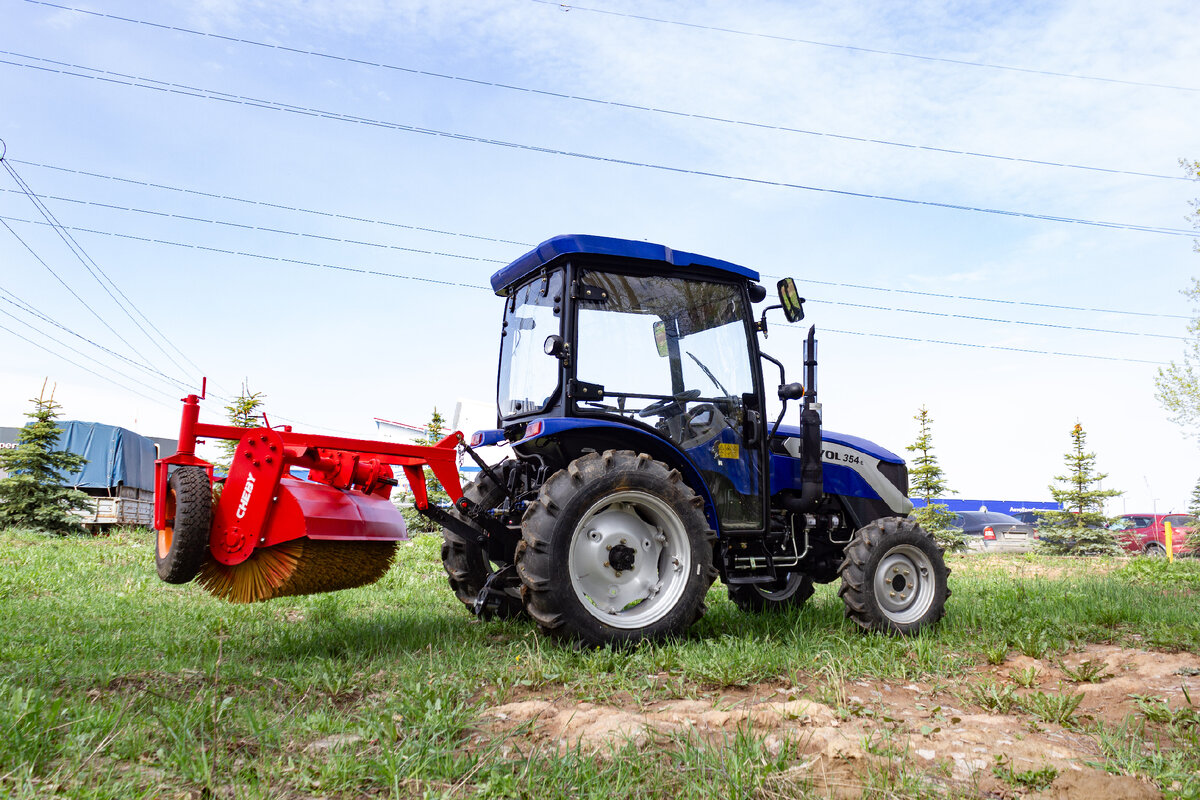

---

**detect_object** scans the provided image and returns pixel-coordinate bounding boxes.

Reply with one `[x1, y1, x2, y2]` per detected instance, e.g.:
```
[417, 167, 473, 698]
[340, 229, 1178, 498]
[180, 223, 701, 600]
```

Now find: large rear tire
[838, 516, 949, 635]
[728, 572, 814, 613]
[155, 467, 212, 584]
[440, 471, 524, 619]
[516, 450, 717, 647]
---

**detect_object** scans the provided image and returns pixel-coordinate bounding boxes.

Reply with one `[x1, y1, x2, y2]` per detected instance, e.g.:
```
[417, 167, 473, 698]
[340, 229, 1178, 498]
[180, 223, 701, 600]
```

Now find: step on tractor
[152, 234, 949, 646]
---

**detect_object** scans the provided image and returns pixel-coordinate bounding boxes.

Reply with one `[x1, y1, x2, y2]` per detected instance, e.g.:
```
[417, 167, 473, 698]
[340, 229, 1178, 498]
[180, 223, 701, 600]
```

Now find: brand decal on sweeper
[153, 234, 949, 645]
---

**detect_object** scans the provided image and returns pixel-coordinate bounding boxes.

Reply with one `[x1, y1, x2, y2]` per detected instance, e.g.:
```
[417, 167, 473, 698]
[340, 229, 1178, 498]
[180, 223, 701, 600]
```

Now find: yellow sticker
[716, 442, 740, 459]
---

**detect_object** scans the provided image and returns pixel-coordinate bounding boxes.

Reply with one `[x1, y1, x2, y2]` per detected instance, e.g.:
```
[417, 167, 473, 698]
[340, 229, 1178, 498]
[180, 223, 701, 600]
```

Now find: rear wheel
[727, 573, 814, 613]
[517, 450, 716, 646]
[838, 517, 949, 635]
[1143, 542, 1167, 558]
[155, 467, 212, 584]
[440, 470, 524, 619]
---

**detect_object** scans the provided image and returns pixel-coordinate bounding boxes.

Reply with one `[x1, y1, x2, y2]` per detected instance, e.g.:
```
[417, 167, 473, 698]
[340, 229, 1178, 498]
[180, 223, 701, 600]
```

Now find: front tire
[838, 517, 949, 635]
[727, 573, 814, 613]
[516, 450, 716, 646]
[155, 467, 212, 584]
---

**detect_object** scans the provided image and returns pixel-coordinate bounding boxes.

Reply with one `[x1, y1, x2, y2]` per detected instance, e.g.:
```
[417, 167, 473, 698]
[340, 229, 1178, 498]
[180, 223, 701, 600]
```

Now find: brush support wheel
[156, 466, 212, 584]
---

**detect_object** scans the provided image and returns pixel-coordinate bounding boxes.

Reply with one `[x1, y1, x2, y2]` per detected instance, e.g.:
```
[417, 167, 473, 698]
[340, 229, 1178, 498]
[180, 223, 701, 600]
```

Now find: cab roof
[490, 234, 760, 294]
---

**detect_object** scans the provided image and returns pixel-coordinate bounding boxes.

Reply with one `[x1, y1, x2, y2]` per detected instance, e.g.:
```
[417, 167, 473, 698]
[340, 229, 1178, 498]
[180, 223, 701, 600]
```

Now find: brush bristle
[198, 539, 398, 603]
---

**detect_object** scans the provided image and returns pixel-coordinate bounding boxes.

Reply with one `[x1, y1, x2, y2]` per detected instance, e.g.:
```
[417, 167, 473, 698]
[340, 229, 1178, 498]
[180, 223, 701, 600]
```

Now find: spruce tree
[0, 382, 92, 534]
[1189, 477, 1200, 519]
[396, 408, 453, 535]
[219, 382, 266, 468]
[1037, 423, 1122, 555]
[905, 406, 964, 552]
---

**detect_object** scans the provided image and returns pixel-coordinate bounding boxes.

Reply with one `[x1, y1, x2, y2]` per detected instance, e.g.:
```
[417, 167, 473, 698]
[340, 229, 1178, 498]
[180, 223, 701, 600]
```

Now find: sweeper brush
[153, 388, 467, 603]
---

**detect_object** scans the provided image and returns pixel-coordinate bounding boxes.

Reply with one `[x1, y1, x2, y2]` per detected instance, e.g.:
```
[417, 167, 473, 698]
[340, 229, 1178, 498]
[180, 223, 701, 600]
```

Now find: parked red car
[1109, 514, 1195, 556]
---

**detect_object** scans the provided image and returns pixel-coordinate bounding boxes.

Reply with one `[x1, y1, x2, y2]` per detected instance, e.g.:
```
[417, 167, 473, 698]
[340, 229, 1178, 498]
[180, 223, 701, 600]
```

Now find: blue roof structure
[490, 234, 759, 293]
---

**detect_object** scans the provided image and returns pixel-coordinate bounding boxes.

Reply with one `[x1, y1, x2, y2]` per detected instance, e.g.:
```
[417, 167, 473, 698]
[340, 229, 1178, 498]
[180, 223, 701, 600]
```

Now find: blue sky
[1, 0, 1197, 512]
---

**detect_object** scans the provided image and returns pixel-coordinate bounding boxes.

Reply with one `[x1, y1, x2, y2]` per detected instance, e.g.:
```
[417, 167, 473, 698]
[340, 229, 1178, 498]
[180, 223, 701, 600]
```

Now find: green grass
[2, 530, 1199, 798]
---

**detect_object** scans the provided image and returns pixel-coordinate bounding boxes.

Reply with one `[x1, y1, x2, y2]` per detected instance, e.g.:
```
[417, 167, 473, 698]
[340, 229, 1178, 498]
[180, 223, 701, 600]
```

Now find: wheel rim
[567, 490, 690, 630]
[873, 544, 936, 625]
[158, 487, 177, 559]
[756, 572, 806, 601]
[1146, 543, 1166, 558]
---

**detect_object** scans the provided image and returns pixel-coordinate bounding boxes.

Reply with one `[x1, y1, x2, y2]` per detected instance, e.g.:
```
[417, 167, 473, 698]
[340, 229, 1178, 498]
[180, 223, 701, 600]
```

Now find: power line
[1, 190, 1186, 339]
[0, 318, 177, 406]
[1, 154, 197, 381]
[773, 275, 1190, 321]
[0, 303, 182, 400]
[10, 5, 1189, 182]
[530, 0, 1200, 94]
[1, 53, 1194, 239]
[7, 161, 529, 249]
[0, 286, 193, 393]
[817, 326, 1168, 366]
[7, 160, 1191, 323]
[0, 214, 494, 292]
[1, 213, 1183, 357]
[0, 187, 509, 265]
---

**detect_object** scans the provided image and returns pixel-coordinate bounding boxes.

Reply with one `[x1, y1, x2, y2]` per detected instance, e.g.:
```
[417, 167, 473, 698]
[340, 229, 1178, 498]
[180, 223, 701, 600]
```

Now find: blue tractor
[438, 235, 949, 646]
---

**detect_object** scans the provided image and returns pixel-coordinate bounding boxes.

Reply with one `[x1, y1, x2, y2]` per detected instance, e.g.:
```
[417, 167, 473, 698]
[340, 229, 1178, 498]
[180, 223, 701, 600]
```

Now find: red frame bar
[154, 393, 466, 530]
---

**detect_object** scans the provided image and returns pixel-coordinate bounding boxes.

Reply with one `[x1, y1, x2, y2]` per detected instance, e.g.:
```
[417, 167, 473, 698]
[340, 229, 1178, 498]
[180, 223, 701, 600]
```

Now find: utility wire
[0, 286, 193, 393]
[817, 325, 1168, 365]
[0, 188, 509, 265]
[7, 160, 529, 248]
[0, 319, 176, 405]
[1, 53, 1193, 239]
[10, 5, 1189, 182]
[7, 161, 1190, 323]
[766, 274, 1190, 321]
[1, 213, 1184, 355]
[1, 193, 1185, 340]
[530, 0, 1200, 94]
[0, 214, 493, 292]
[1, 154, 197, 381]
[0, 303, 181, 399]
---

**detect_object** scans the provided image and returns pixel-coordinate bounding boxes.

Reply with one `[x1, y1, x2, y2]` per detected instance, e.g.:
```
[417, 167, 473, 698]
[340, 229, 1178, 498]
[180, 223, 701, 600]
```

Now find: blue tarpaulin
[54, 421, 157, 491]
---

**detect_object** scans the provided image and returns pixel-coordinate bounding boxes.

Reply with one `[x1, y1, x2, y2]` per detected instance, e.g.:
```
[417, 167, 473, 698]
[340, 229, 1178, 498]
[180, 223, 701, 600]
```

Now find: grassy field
[1, 528, 1199, 799]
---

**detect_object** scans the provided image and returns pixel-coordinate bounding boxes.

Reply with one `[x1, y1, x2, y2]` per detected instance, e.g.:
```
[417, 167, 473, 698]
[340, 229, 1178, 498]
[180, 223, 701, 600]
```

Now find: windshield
[574, 270, 762, 529]
[574, 271, 754, 420]
[497, 271, 563, 417]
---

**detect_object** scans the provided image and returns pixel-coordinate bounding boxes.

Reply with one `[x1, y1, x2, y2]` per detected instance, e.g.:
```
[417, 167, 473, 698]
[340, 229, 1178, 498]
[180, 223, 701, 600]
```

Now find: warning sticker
[716, 442, 740, 459]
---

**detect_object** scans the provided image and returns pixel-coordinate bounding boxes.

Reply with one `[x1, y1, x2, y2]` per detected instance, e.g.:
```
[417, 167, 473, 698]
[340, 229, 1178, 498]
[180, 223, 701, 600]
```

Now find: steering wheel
[637, 389, 701, 418]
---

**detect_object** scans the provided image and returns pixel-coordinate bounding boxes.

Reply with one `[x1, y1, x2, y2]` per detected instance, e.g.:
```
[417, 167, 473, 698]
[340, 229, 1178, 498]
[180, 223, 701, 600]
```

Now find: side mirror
[777, 278, 805, 323]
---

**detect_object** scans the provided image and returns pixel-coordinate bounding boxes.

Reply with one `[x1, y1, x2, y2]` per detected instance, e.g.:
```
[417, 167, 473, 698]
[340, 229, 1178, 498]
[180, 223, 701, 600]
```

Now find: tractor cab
[491, 234, 792, 536]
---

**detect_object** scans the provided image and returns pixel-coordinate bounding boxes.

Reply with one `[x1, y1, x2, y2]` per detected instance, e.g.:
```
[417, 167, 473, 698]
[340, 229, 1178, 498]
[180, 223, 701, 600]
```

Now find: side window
[496, 272, 563, 417]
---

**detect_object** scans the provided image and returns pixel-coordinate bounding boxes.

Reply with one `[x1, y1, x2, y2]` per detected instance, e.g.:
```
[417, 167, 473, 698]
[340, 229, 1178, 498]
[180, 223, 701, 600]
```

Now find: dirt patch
[480, 644, 1198, 798]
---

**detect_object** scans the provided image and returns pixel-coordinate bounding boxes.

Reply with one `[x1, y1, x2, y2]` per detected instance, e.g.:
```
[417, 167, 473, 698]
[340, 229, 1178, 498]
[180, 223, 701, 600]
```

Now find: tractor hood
[773, 424, 906, 465]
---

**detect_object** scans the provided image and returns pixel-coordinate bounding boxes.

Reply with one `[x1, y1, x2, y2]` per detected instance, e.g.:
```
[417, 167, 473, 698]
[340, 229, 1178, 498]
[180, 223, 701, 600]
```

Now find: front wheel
[155, 467, 212, 584]
[838, 517, 949, 635]
[727, 573, 814, 613]
[516, 450, 716, 646]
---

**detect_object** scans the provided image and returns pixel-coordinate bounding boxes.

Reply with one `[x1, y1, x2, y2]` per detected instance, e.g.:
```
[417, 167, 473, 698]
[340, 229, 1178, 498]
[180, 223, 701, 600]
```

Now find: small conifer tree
[1189, 477, 1200, 519]
[0, 382, 92, 534]
[905, 406, 964, 552]
[396, 408, 453, 534]
[219, 382, 266, 468]
[1037, 423, 1122, 555]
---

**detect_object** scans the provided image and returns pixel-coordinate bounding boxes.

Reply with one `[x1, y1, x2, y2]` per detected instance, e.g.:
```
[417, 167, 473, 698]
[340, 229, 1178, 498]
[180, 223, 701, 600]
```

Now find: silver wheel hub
[568, 490, 690, 629]
[873, 544, 936, 625]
